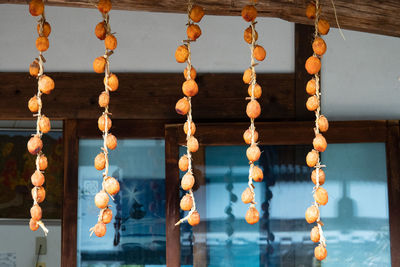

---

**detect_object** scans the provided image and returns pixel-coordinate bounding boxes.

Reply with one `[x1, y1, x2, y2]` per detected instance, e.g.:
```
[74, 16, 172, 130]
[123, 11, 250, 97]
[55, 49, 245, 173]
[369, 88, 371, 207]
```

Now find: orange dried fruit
[187, 136, 199, 153]
[243, 68, 253, 84]
[318, 115, 329, 132]
[314, 244, 327, 261]
[36, 36, 49, 52]
[313, 134, 327, 152]
[248, 83, 262, 98]
[93, 56, 106, 73]
[28, 96, 39, 113]
[314, 187, 328, 205]
[184, 121, 196, 135]
[38, 75, 55, 94]
[306, 79, 317, 95]
[95, 191, 109, 209]
[305, 205, 319, 223]
[106, 134, 117, 150]
[29, 0, 44, 16]
[175, 45, 189, 63]
[189, 5, 204, 23]
[251, 165, 263, 182]
[187, 24, 202, 41]
[38, 154, 48, 171]
[94, 222, 107, 237]
[98, 114, 112, 132]
[105, 73, 119, 91]
[98, 0, 112, 14]
[243, 128, 258, 145]
[27, 135, 43, 155]
[306, 150, 319, 167]
[31, 170, 45, 187]
[188, 211, 200, 226]
[306, 2, 316, 19]
[311, 169, 325, 185]
[175, 97, 190, 115]
[179, 155, 189, 172]
[29, 218, 39, 231]
[312, 37, 327, 56]
[306, 95, 319, 111]
[29, 60, 40, 77]
[241, 187, 253, 204]
[241, 5, 257, 22]
[180, 194, 193, 211]
[98, 91, 110, 107]
[181, 172, 195, 191]
[253, 45, 266, 61]
[30, 204, 42, 221]
[184, 66, 197, 80]
[37, 21, 51, 37]
[246, 100, 261, 119]
[305, 56, 321, 75]
[310, 226, 320, 242]
[105, 34, 117, 50]
[94, 153, 106, 170]
[244, 26, 258, 44]
[245, 206, 260, 224]
[32, 186, 46, 203]
[182, 79, 199, 97]
[246, 145, 261, 162]
[102, 208, 113, 224]
[104, 177, 120, 195]
[39, 115, 51, 133]
[95, 22, 107, 40]
[318, 19, 330, 35]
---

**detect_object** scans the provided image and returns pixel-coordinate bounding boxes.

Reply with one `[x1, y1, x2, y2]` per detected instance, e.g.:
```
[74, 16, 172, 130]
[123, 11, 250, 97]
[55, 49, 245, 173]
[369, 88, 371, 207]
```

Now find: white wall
[0, 222, 61, 267]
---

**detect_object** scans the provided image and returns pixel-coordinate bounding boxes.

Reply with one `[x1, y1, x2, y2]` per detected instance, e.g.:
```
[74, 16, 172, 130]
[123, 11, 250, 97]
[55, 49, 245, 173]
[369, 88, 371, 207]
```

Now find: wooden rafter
[2, 0, 400, 37]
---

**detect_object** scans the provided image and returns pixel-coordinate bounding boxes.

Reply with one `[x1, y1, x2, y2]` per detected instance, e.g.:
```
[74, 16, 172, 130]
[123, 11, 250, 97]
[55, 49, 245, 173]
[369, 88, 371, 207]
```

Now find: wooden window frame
[62, 120, 400, 266]
[165, 120, 400, 267]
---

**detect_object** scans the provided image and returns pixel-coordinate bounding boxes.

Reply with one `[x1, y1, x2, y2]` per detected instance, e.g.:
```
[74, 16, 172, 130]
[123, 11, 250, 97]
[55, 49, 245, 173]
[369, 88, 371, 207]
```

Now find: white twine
[176, 0, 199, 226]
[31, 12, 48, 235]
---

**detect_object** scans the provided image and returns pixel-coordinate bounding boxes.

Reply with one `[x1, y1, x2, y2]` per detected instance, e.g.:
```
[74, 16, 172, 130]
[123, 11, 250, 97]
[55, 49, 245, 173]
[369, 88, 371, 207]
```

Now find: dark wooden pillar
[386, 120, 400, 266]
[61, 119, 79, 267]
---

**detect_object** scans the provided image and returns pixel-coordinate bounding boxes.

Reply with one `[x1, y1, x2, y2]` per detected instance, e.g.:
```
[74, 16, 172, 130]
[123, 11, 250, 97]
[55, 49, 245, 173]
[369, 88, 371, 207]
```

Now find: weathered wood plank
[2, 0, 400, 37]
[0, 72, 295, 120]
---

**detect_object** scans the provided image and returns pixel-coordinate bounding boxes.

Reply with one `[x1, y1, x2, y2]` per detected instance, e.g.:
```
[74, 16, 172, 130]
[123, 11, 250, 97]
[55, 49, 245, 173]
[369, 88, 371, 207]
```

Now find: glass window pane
[77, 139, 166, 267]
[181, 143, 391, 266]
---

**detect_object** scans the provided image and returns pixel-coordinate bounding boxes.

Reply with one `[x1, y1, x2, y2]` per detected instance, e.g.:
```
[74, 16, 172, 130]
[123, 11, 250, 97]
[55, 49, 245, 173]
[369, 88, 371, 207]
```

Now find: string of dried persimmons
[240, 1, 266, 225]
[27, 0, 54, 235]
[174, 1, 204, 227]
[304, 0, 330, 261]
[91, 0, 120, 238]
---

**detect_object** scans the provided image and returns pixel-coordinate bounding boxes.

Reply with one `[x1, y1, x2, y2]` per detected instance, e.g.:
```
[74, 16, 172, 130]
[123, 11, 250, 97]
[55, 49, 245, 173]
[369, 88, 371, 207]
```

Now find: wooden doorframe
[165, 120, 399, 267]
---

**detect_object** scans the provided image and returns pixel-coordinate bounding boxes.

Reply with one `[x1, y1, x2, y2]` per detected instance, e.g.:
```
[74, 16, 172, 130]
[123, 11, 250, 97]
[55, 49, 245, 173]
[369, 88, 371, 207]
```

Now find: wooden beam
[0, 72, 295, 120]
[2, 0, 400, 37]
[61, 119, 79, 267]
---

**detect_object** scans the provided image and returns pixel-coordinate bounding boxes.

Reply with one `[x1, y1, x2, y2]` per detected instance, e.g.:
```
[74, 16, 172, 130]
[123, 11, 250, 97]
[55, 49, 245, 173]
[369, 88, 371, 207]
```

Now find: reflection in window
[181, 143, 391, 266]
[77, 139, 166, 267]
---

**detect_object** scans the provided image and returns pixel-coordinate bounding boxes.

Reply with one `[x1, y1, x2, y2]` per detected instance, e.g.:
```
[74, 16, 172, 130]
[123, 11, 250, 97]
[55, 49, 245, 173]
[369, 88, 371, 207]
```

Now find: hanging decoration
[240, 1, 266, 225]
[304, 0, 330, 261]
[90, 0, 120, 238]
[27, 0, 54, 235]
[174, 0, 204, 227]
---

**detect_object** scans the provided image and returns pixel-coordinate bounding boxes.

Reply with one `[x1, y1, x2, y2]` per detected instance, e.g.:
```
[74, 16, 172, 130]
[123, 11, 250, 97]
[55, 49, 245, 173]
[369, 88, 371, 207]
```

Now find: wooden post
[61, 119, 79, 267]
